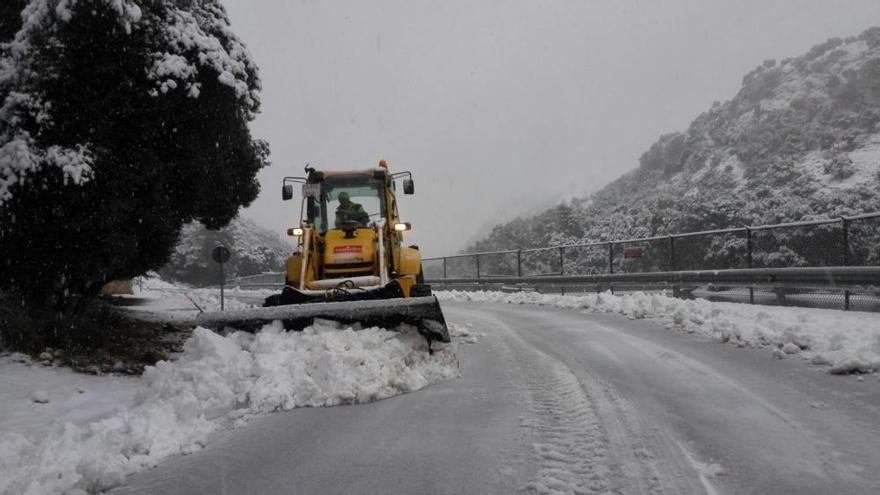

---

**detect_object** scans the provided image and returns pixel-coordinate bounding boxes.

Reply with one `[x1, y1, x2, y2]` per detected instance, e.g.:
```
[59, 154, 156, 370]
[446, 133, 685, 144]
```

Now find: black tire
[411, 283, 432, 297]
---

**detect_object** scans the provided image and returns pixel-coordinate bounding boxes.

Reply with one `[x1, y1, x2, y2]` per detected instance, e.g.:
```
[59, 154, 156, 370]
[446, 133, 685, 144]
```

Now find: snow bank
[0, 322, 458, 495]
[0, 353, 139, 441]
[437, 290, 880, 375]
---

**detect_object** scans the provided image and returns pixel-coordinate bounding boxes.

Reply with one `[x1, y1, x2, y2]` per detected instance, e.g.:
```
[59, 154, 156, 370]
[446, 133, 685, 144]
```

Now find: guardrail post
[517, 250, 522, 277]
[475, 254, 480, 279]
[842, 217, 850, 310]
[746, 227, 754, 304]
[442, 257, 447, 279]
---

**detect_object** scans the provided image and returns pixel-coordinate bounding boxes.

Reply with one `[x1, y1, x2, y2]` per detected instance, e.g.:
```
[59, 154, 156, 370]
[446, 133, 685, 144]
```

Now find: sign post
[211, 245, 231, 311]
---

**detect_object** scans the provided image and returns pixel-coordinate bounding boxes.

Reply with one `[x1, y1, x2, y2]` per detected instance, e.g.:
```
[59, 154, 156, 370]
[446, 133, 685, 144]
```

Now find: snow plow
[196, 161, 450, 349]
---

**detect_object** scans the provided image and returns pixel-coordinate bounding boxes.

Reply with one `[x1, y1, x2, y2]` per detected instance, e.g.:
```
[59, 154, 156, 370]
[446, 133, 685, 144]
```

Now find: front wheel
[410, 283, 432, 297]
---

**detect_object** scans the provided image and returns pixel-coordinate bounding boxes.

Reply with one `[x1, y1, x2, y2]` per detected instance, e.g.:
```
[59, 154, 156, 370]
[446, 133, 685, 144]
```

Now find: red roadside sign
[623, 247, 644, 259]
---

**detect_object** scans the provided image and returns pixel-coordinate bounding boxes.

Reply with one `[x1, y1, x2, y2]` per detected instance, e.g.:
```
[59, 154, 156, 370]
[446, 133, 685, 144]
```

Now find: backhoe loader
[196, 161, 450, 348]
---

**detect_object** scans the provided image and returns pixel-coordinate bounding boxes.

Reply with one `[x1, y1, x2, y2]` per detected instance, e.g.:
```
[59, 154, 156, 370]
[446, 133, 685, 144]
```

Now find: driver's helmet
[338, 192, 351, 203]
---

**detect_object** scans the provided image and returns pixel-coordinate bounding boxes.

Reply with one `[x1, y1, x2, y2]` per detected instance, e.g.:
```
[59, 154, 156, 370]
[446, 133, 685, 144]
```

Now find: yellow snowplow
[197, 161, 449, 348]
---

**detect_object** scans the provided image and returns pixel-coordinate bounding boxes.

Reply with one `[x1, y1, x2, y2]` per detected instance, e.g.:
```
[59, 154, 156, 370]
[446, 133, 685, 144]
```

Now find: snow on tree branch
[0, 132, 92, 202]
[0, 0, 261, 205]
[157, 5, 260, 109]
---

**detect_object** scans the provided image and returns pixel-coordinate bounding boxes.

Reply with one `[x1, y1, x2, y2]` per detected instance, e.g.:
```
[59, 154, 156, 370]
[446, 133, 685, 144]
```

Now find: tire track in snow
[449, 305, 668, 494]
[505, 333, 663, 495]
[517, 351, 614, 494]
[448, 304, 731, 494]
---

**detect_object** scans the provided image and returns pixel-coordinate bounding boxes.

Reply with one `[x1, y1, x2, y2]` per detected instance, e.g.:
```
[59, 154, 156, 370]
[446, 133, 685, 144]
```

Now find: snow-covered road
[113, 301, 880, 494]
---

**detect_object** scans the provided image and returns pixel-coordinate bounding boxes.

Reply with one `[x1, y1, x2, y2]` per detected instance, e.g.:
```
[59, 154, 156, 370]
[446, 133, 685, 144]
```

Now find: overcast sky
[223, 0, 880, 257]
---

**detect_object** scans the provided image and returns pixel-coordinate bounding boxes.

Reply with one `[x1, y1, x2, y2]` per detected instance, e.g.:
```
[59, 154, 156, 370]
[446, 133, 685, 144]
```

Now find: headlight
[394, 222, 411, 232]
[287, 227, 305, 236]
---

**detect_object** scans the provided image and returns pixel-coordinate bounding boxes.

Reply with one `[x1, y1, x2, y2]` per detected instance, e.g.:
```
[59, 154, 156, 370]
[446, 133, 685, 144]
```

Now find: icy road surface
[115, 302, 880, 494]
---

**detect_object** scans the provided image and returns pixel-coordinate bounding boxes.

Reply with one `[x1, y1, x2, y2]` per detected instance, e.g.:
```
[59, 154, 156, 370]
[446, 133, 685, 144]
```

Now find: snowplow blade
[195, 296, 450, 343]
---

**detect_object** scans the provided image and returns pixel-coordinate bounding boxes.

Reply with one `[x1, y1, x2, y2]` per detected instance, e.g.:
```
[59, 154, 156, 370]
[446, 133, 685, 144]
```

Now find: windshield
[307, 175, 385, 232]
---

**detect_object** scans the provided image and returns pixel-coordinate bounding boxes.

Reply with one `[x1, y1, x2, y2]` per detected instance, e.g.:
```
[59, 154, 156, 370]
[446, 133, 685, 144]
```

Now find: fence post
[608, 242, 614, 275]
[559, 246, 565, 275]
[669, 235, 679, 298]
[517, 250, 522, 277]
[559, 246, 566, 295]
[475, 254, 480, 279]
[608, 242, 614, 294]
[442, 257, 447, 279]
[746, 228, 753, 268]
[746, 227, 754, 305]
[842, 217, 850, 310]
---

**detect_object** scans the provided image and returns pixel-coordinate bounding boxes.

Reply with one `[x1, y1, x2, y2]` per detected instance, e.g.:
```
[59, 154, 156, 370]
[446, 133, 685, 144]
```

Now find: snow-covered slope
[470, 27, 880, 257]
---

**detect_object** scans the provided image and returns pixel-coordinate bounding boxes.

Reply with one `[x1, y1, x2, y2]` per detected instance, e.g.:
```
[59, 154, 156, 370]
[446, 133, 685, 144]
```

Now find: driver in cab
[335, 191, 370, 227]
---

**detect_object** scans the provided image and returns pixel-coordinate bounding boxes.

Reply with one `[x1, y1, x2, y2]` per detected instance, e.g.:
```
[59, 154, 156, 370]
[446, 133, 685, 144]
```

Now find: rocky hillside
[469, 27, 880, 270]
[160, 217, 291, 286]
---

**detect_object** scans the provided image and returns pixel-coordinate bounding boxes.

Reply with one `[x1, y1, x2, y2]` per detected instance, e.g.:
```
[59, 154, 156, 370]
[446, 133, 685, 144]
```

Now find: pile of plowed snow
[0, 322, 458, 495]
[438, 290, 880, 375]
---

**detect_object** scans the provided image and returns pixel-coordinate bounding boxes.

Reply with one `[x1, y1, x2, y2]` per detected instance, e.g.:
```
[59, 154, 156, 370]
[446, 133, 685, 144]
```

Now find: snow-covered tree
[0, 0, 268, 322]
[160, 217, 291, 286]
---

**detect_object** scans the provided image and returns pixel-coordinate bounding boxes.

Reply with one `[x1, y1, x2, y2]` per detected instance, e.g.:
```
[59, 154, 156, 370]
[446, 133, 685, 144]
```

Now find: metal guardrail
[426, 266, 880, 287]
[426, 266, 880, 311]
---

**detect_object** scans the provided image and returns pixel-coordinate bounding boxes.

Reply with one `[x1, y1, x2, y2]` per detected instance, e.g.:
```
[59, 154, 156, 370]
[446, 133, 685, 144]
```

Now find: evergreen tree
[0, 0, 268, 321]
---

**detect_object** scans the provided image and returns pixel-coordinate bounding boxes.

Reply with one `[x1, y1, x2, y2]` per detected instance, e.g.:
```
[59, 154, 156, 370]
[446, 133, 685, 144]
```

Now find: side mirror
[403, 179, 414, 195]
[282, 185, 294, 201]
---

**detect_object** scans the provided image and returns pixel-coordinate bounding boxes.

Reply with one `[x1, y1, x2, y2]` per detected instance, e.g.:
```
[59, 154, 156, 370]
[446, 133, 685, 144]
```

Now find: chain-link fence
[425, 212, 880, 311]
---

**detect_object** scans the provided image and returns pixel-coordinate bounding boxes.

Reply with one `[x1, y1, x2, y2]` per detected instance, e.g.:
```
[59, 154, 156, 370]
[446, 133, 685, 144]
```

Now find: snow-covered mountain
[469, 27, 880, 257]
[160, 217, 291, 286]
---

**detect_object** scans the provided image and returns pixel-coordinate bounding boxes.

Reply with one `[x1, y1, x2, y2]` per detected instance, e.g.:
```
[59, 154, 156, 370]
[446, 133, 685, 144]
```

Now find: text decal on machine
[334, 246, 363, 254]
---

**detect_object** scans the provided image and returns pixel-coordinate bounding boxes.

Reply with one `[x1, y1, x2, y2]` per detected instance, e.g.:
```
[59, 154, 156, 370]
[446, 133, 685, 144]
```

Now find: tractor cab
[307, 173, 385, 232]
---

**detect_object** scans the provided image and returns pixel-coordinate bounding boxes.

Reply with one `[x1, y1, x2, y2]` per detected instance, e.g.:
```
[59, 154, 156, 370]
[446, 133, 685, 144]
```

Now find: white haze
[225, 0, 880, 257]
